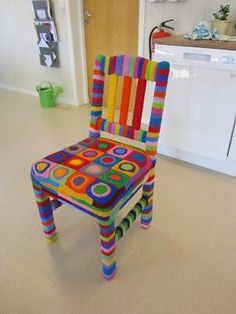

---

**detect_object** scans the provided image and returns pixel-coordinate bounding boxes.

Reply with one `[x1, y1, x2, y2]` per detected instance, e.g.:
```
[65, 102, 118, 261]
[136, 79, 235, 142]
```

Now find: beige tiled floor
[0, 90, 236, 314]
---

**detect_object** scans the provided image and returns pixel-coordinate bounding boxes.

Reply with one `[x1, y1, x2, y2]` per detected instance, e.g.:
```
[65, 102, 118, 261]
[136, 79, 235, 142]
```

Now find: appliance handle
[227, 113, 236, 157]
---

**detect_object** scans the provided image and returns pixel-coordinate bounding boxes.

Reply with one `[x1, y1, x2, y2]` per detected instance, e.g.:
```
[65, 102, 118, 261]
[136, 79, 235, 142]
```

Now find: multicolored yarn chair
[31, 55, 170, 280]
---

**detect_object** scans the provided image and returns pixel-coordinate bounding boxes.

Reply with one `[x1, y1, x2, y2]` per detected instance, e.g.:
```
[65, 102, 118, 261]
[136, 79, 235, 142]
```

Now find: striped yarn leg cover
[115, 197, 147, 241]
[32, 180, 57, 243]
[99, 221, 116, 280]
[141, 169, 155, 229]
[51, 199, 62, 211]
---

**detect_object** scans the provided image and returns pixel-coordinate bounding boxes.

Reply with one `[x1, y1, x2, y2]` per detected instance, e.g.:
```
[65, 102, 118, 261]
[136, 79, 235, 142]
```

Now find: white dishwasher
[143, 44, 236, 176]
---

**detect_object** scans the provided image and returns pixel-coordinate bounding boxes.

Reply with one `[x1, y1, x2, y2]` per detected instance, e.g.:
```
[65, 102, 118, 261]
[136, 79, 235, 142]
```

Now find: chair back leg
[99, 221, 116, 280]
[141, 169, 155, 229]
[32, 179, 57, 243]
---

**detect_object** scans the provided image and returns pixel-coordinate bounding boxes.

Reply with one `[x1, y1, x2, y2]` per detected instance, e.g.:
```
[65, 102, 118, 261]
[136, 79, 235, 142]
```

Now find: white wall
[143, 0, 236, 57]
[0, 0, 87, 105]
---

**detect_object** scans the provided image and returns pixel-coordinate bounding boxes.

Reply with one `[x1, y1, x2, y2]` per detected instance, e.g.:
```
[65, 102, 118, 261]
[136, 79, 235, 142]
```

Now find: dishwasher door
[143, 44, 236, 163]
[158, 63, 236, 161]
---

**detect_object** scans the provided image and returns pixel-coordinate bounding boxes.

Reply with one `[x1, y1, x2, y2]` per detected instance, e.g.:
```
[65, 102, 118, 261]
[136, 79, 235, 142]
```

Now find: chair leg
[141, 170, 155, 229]
[99, 221, 116, 280]
[32, 180, 57, 243]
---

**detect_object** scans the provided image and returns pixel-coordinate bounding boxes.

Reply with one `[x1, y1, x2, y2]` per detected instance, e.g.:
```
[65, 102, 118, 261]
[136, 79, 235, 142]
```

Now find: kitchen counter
[154, 34, 236, 50]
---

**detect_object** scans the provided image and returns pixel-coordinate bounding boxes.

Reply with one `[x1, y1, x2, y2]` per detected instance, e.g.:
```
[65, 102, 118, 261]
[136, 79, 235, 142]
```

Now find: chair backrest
[89, 55, 170, 165]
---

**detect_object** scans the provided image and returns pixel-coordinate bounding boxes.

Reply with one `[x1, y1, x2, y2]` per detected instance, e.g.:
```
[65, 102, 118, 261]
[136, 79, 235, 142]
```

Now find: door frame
[138, 0, 146, 57]
[67, 0, 88, 106]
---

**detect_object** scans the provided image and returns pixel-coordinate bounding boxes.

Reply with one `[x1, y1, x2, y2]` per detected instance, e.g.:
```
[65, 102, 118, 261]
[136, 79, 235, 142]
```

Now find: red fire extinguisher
[149, 19, 175, 60]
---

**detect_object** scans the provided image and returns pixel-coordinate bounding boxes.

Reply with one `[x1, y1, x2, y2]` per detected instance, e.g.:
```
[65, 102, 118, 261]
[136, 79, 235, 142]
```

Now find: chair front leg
[32, 180, 57, 243]
[141, 169, 155, 229]
[99, 221, 116, 280]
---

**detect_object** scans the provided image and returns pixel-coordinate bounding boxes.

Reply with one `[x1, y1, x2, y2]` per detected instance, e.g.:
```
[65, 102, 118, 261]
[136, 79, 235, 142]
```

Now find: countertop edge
[154, 35, 236, 51]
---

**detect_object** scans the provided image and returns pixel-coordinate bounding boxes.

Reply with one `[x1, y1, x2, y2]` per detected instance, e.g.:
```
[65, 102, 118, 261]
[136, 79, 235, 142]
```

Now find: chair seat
[31, 137, 152, 221]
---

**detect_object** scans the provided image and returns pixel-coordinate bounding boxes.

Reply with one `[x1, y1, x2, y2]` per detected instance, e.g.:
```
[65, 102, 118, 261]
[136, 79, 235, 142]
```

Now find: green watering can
[36, 81, 63, 108]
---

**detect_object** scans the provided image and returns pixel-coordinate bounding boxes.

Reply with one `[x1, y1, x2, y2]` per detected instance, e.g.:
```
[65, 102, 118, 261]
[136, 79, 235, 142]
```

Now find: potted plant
[211, 4, 231, 35]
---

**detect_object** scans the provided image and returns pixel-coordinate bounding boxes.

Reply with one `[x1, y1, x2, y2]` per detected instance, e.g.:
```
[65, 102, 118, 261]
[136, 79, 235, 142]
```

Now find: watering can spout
[36, 81, 63, 108]
[53, 86, 63, 102]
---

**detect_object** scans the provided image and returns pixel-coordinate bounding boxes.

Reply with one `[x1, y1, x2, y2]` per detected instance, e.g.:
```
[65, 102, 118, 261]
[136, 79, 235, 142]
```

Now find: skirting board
[0, 83, 76, 107]
[158, 144, 236, 177]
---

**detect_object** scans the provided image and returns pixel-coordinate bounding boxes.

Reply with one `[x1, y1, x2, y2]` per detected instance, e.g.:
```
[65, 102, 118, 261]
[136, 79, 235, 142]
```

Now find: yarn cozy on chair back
[89, 55, 170, 166]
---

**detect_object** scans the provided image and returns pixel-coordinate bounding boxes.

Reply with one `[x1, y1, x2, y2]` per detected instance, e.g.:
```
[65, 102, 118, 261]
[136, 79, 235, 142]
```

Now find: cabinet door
[158, 65, 236, 161]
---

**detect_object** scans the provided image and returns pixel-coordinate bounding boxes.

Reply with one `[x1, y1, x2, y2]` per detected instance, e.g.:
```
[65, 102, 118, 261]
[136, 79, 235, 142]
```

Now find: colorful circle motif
[47, 151, 72, 163]
[88, 165, 101, 173]
[119, 162, 136, 173]
[82, 164, 106, 176]
[99, 170, 128, 188]
[35, 161, 50, 173]
[83, 150, 98, 158]
[103, 156, 114, 163]
[81, 138, 95, 146]
[66, 173, 95, 193]
[109, 173, 121, 181]
[97, 142, 109, 149]
[131, 153, 145, 163]
[91, 182, 111, 197]
[72, 176, 85, 186]
[64, 144, 86, 155]
[113, 147, 128, 156]
[101, 155, 116, 164]
[53, 167, 69, 180]
[68, 158, 84, 167]
[68, 145, 79, 151]
[95, 154, 120, 168]
[87, 180, 118, 206]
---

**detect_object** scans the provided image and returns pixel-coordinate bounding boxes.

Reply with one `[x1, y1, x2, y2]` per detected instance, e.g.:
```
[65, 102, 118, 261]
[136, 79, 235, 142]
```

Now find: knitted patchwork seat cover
[31, 137, 152, 221]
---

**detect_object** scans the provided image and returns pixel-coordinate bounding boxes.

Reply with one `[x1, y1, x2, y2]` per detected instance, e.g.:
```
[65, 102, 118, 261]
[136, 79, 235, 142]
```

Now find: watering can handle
[36, 81, 53, 92]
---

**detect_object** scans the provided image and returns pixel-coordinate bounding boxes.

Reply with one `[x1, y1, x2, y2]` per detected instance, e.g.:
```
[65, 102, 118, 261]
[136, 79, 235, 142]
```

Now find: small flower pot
[211, 20, 231, 35]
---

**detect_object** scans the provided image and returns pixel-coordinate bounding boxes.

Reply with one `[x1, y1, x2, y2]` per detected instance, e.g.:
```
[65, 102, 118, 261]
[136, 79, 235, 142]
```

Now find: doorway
[83, 0, 139, 106]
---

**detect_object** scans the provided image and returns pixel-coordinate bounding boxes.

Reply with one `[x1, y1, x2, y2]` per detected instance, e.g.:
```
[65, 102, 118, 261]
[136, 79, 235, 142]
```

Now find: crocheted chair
[31, 55, 170, 280]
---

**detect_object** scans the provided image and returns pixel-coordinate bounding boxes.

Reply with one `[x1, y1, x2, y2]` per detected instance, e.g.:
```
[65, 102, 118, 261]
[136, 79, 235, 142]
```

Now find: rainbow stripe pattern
[31, 54, 170, 280]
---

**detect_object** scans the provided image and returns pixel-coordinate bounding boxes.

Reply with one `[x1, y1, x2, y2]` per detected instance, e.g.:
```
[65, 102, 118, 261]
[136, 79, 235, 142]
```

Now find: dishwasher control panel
[221, 56, 235, 65]
[155, 44, 236, 71]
